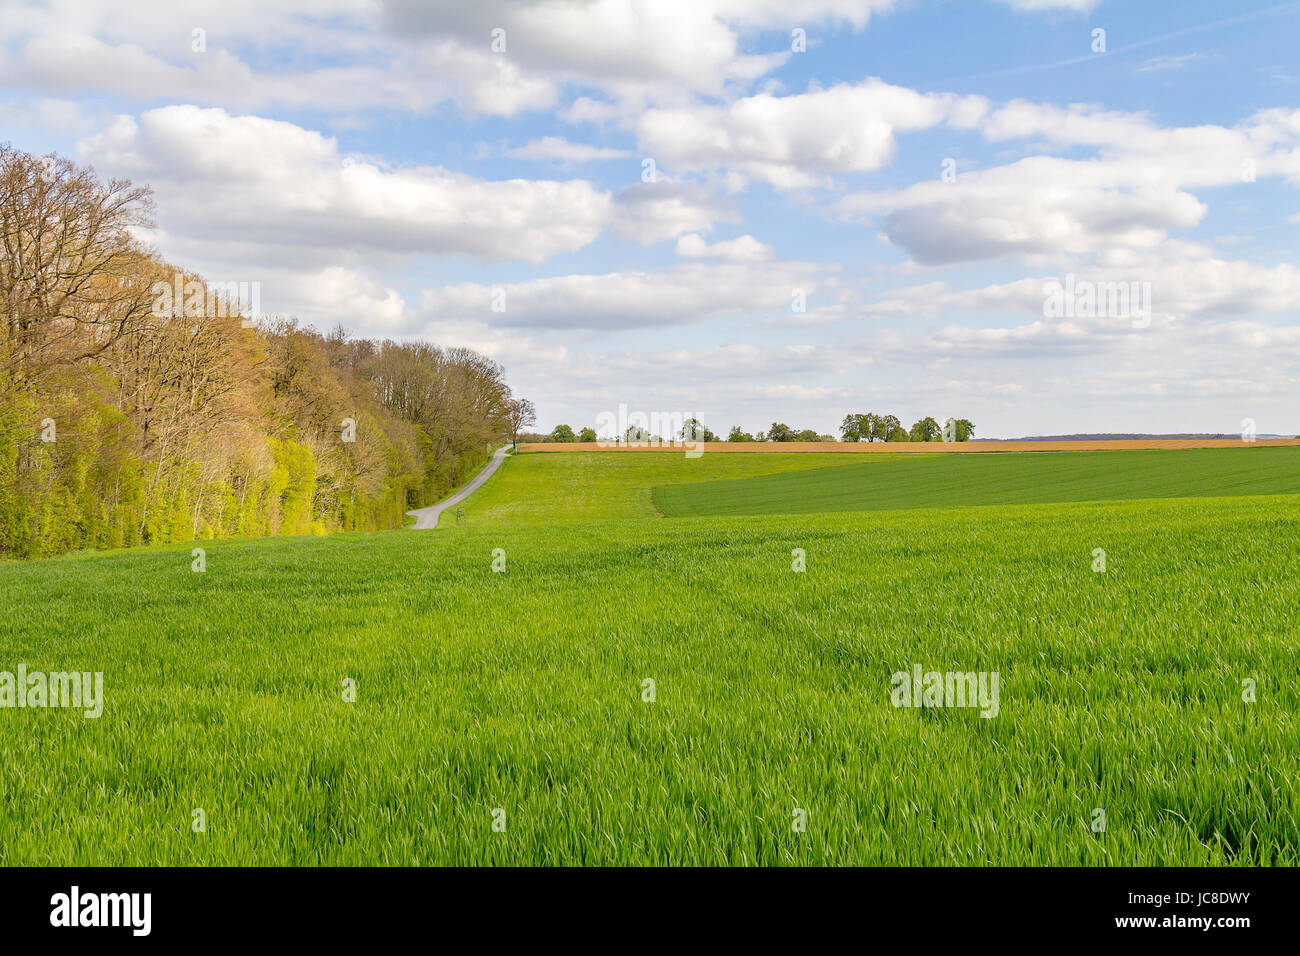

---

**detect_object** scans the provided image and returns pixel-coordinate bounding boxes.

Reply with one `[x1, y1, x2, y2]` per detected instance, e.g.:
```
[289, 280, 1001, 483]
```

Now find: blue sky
[2, 0, 1298, 437]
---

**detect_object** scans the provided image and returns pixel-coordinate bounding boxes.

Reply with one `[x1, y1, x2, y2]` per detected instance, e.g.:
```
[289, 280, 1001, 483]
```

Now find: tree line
[1, 144, 527, 558]
[839, 414, 974, 443]
[537, 416, 974, 443]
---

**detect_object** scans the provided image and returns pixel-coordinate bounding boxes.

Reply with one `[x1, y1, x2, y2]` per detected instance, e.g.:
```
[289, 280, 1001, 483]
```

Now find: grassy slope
[471, 451, 877, 524]
[1, 450, 1298, 864]
[654, 446, 1300, 517]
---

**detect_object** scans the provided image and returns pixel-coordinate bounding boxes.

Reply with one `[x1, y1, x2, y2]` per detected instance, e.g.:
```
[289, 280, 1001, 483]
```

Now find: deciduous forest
[0, 145, 518, 558]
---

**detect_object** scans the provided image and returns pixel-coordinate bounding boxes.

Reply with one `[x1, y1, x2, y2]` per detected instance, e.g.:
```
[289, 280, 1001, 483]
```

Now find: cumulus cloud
[0, 1, 560, 117]
[610, 181, 740, 244]
[78, 107, 745, 271]
[272, 266, 409, 331]
[379, 0, 896, 98]
[841, 103, 1300, 264]
[675, 233, 775, 261]
[860, 245, 1300, 326]
[78, 105, 617, 265]
[854, 174, 1207, 265]
[0, 0, 908, 120]
[637, 78, 988, 188]
[981, 100, 1299, 183]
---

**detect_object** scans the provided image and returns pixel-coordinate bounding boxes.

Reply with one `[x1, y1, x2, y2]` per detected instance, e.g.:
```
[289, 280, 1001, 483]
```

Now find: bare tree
[506, 398, 536, 450]
[0, 145, 156, 387]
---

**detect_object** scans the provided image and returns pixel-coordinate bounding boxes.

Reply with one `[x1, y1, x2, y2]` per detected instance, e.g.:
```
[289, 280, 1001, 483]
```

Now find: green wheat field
[2, 447, 1298, 865]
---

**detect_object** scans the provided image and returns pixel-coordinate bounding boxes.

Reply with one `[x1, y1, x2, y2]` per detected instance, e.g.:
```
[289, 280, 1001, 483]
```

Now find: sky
[1, 0, 1298, 438]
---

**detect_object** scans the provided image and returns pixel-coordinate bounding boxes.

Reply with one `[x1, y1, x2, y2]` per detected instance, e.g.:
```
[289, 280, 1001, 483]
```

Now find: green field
[1, 449, 1298, 865]
[653, 446, 1300, 517]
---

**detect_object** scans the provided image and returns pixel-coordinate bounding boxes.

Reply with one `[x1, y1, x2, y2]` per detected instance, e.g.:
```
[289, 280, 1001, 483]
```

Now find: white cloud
[506, 137, 631, 163]
[860, 245, 1300, 325]
[379, 0, 896, 98]
[419, 260, 838, 330]
[610, 181, 739, 244]
[272, 266, 409, 331]
[78, 105, 614, 265]
[71, 105, 745, 346]
[559, 96, 628, 126]
[0, 3, 559, 118]
[841, 103, 1300, 264]
[637, 79, 988, 189]
[0, 0, 907, 120]
[852, 174, 1207, 265]
[450, 313, 1300, 438]
[675, 233, 775, 262]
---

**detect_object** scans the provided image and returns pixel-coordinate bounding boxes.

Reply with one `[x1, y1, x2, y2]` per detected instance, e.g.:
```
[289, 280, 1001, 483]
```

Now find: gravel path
[406, 445, 510, 529]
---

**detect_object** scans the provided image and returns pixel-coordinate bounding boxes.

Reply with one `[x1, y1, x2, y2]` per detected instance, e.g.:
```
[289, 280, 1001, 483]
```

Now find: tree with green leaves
[577, 426, 597, 442]
[840, 413, 867, 442]
[871, 414, 901, 443]
[727, 426, 754, 442]
[946, 418, 976, 442]
[551, 424, 575, 442]
[909, 417, 941, 442]
[863, 413, 883, 441]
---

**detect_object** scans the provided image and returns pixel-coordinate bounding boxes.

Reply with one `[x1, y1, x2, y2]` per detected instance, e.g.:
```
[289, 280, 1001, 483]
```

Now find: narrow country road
[406, 445, 511, 529]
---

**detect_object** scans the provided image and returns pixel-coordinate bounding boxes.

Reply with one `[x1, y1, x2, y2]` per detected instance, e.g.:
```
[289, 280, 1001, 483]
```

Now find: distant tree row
[727, 424, 835, 442]
[551, 422, 834, 443]
[841, 414, 975, 443]
[544, 415, 975, 444]
[545, 418, 709, 443]
[546, 424, 597, 442]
